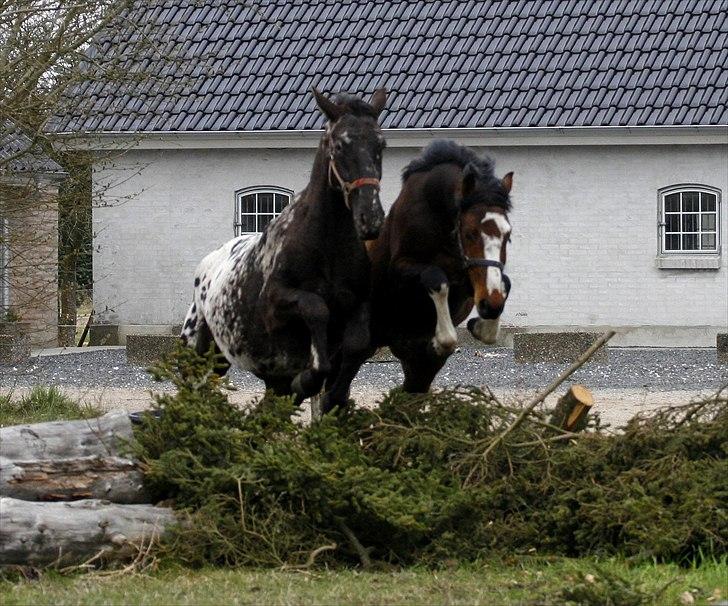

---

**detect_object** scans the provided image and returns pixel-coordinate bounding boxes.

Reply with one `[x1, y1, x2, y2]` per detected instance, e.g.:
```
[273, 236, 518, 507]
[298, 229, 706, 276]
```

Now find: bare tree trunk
[1, 456, 146, 503]
[58, 279, 77, 347]
[0, 497, 175, 566]
[0, 412, 134, 460]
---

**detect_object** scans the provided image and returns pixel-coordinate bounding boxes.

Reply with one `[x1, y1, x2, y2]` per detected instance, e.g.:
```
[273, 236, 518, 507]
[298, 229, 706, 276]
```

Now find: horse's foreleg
[320, 303, 374, 414]
[392, 259, 457, 357]
[269, 287, 331, 399]
[400, 347, 448, 393]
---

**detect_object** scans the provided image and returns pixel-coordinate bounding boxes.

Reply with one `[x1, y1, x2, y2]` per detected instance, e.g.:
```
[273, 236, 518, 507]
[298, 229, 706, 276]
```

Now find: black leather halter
[463, 257, 511, 295]
[464, 258, 505, 271]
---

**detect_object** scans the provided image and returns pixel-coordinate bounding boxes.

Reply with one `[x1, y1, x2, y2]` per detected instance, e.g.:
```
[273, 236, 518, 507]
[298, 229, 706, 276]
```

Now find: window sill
[655, 255, 722, 269]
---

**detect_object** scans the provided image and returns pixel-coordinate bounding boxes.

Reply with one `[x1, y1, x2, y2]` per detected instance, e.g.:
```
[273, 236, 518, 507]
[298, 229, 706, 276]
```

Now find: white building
[55, 1, 728, 346]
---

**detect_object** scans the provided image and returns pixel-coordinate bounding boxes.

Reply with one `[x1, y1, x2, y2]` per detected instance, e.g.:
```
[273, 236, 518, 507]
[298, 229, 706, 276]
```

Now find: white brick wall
[92, 142, 728, 343]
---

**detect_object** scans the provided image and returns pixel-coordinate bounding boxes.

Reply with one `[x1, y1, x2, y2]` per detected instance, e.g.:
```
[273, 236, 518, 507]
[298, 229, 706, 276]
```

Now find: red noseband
[328, 156, 380, 209]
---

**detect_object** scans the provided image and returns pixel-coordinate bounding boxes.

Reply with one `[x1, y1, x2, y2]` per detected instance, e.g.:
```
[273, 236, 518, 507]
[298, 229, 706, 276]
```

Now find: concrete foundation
[514, 332, 608, 364]
[126, 334, 180, 366]
[718, 333, 728, 365]
[89, 324, 120, 346]
[0, 323, 31, 364]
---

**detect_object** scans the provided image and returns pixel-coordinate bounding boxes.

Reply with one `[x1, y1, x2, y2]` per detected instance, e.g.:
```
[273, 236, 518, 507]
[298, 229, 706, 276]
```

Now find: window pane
[681, 191, 699, 212]
[665, 214, 680, 232]
[701, 193, 716, 212]
[258, 193, 274, 213]
[664, 193, 680, 212]
[701, 214, 716, 231]
[682, 213, 698, 232]
[665, 234, 680, 250]
[701, 234, 716, 250]
[257, 214, 274, 232]
[275, 194, 289, 212]
[682, 234, 698, 250]
[240, 194, 256, 213]
[240, 214, 256, 232]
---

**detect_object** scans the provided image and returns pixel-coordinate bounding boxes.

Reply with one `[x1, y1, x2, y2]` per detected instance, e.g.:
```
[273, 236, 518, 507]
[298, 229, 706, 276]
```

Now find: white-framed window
[659, 185, 721, 255]
[234, 186, 292, 235]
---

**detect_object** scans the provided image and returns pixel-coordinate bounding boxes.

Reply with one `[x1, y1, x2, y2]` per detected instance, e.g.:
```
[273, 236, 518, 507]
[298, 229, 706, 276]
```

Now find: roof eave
[54, 124, 728, 150]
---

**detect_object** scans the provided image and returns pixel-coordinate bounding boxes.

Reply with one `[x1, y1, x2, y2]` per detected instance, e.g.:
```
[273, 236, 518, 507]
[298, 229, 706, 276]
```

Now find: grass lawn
[0, 386, 102, 427]
[1, 386, 725, 605]
[1, 558, 726, 606]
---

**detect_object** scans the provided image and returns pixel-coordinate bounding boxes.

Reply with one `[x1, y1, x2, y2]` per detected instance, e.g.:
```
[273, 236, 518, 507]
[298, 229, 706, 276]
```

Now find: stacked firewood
[0, 413, 174, 567]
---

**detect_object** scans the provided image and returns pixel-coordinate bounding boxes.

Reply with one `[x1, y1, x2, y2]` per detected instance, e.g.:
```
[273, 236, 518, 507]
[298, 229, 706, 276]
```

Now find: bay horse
[366, 140, 513, 393]
[181, 88, 387, 410]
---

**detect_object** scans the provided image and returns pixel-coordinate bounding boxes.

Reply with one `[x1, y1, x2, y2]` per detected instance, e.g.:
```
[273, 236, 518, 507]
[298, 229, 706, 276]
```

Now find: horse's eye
[466, 231, 479, 243]
[334, 140, 343, 153]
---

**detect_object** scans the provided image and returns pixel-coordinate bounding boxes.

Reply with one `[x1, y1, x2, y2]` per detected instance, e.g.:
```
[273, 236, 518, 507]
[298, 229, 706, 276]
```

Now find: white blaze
[481, 212, 511, 297]
[429, 283, 457, 356]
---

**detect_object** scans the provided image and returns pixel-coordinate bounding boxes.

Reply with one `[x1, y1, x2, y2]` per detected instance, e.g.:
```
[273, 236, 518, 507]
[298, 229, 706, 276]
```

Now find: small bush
[0, 386, 102, 426]
[134, 345, 728, 568]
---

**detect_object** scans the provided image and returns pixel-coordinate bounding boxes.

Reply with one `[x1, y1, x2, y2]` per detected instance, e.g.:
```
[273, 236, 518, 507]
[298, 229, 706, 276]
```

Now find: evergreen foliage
[134, 345, 727, 568]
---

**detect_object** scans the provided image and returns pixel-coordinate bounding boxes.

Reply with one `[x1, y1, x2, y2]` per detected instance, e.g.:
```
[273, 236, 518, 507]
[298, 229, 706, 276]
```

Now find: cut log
[0, 456, 147, 503]
[0, 497, 175, 567]
[548, 384, 594, 433]
[0, 412, 133, 461]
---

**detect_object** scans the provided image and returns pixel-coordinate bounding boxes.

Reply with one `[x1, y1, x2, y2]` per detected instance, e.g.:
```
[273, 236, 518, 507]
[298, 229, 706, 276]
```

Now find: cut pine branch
[465, 331, 615, 484]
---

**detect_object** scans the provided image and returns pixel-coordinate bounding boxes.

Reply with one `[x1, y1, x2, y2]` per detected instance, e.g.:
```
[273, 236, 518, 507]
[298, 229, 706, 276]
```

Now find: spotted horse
[365, 140, 514, 392]
[181, 88, 387, 412]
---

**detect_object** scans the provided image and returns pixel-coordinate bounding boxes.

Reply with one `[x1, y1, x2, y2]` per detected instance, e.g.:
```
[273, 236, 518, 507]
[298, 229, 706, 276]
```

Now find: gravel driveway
[1, 347, 725, 391]
[2, 347, 725, 427]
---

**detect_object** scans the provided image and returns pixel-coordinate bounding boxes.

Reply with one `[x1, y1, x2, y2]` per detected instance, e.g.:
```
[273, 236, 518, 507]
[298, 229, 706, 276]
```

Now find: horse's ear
[369, 87, 387, 117]
[462, 163, 478, 197]
[312, 88, 344, 122]
[502, 172, 514, 193]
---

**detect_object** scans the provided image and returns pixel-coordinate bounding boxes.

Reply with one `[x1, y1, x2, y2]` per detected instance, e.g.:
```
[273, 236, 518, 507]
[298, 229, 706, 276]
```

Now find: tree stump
[549, 384, 594, 432]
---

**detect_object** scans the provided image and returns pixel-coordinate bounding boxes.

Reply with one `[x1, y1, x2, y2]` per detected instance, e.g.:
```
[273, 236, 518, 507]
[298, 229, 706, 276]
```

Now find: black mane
[403, 140, 511, 211]
[333, 93, 378, 118]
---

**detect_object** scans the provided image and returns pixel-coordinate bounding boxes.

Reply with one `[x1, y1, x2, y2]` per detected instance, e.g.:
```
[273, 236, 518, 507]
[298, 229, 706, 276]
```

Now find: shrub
[134, 345, 728, 568]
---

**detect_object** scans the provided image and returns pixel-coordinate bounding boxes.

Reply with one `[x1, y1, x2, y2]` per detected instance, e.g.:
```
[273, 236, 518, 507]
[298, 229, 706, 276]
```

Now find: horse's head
[458, 165, 514, 344]
[313, 88, 387, 240]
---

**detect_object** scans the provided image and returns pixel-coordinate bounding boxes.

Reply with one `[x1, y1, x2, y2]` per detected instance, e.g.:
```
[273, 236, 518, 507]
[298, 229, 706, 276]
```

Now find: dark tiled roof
[1, 123, 64, 174]
[52, 0, 728, 132]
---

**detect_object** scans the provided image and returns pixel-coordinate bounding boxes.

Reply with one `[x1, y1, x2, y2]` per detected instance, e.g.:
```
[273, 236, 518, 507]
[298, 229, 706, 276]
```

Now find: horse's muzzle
[351, 191, 385, 240]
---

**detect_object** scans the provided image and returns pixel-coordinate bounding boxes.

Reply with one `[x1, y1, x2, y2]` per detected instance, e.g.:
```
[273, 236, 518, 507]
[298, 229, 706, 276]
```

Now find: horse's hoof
[291, 373, 306, 396]
[128, 409, 163, 425]
[291, 370, 320, 397]
[430, 336, 456, 357]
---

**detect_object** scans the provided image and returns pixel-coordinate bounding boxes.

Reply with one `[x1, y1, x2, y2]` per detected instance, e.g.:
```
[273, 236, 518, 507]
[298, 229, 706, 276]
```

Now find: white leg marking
[429, 283, 457, 356]
[470, 317, 501, 344]
[311, 342, 320, 371]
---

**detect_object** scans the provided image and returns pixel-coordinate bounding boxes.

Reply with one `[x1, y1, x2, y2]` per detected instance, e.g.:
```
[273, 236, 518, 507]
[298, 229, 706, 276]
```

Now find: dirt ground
[1, 384, 716, 428]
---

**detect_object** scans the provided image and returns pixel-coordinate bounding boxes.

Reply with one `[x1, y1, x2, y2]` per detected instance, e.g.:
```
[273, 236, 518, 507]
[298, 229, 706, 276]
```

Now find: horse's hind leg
[181, 303, 231, 376]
